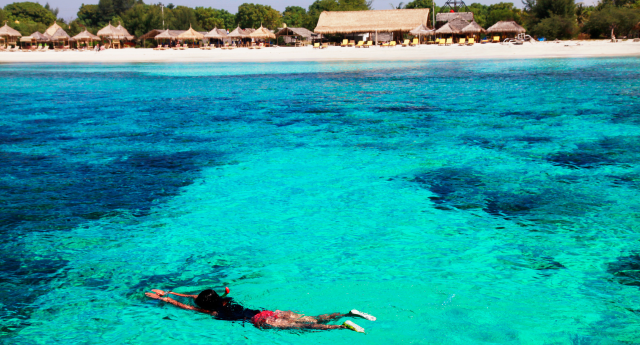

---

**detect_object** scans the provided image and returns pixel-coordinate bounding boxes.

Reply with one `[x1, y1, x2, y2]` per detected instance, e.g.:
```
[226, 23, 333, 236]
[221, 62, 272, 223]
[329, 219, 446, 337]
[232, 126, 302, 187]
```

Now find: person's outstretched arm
[151, 289, 198, 298]
[145, 292, 217, 315]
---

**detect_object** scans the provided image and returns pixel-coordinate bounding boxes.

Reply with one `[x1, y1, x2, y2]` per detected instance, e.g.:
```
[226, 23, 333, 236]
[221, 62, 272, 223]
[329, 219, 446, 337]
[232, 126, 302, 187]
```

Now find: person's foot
[343, 320, 365, 333]
[349, 310, 376, 321]
[151, 289, 166, 296]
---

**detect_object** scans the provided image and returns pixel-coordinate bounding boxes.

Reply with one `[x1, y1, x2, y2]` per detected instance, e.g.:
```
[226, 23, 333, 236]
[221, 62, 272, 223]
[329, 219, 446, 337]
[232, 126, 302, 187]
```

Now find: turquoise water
[1, 58, 640, 344]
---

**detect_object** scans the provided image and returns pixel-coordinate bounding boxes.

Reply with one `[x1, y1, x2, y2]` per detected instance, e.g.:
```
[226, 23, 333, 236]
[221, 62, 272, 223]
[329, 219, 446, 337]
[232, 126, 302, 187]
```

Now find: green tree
[584, 5, 640, 38]
[523, 0, 577, 38]
[122, 3, 163, 36]
[282, 6, 308, 27]
[405, 0, 436, 9]
[467, 3, 488, 27]
[306, 0, 371, 30]
[44, 2, 59, 18]
[4, 2, 57, 25]
[98, 0, 116, 24]
[194, 7, 234, 30]
[235, 3, 282, 29]
[166, 6, 201, 30]
[77, 4, 102, 29]
[484, 3, 521, 27]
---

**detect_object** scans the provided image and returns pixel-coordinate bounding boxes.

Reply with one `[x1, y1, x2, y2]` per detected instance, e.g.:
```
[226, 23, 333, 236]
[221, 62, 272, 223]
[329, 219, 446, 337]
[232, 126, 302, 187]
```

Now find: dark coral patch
[607, 255, 640, 288]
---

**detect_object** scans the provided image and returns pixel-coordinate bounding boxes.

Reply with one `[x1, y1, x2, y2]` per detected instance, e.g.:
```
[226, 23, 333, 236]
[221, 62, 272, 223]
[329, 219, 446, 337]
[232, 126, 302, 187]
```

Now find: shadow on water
[607, 254, 640, 289]
[547, 136, 640, 170]
[0, 125, 225, 336]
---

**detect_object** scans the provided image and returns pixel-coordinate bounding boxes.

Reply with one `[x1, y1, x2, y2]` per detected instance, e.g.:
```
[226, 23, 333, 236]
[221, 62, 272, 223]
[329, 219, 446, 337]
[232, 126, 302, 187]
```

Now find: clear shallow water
[1, 58, 640, 344]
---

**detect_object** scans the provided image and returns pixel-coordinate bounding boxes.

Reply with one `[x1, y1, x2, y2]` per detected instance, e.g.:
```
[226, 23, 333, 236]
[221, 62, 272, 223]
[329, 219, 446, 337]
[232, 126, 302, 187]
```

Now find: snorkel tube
[220, 286, 230, 298]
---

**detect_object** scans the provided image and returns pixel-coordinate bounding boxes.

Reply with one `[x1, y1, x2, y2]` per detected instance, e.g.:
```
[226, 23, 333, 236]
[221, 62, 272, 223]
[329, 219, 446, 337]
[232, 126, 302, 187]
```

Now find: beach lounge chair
[313, 42, 320, 49]
[341, 39, 349, 47]
[321, 42, 329, 49]
[172, 45, 180, 50]
[480, 38, 489, 44]
[355, 41, 364, 48]
[467, 38, 475, 46]
[493, 36, 500, 43]
[445, 38, 452, 46]
[348, 40, 355, 47]
[409, 38, 419, 46]
[437, 38, 444, 46]
[256, 43, 263, 49]
[382, 41, 389, 47]
[459, 38, 466, 46]
[363, 40, 373, 48]
[402, 39, 410, 47]
[390, 41, 397, 47]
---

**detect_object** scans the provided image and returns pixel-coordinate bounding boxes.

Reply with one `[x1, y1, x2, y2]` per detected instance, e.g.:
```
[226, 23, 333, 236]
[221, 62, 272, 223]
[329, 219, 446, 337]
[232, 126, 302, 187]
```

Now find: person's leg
[266, 318, 344, 330]
[277, 311, 346, 324]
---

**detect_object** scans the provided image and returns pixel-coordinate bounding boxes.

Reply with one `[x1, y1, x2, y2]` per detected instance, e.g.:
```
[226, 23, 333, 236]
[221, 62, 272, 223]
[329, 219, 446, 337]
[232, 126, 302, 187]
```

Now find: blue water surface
[1, 58, 640, 344]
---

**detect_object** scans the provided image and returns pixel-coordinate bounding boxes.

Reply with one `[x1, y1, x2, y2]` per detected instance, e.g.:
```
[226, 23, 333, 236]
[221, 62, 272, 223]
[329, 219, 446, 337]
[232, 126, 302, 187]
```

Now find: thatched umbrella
[73, 29, 100, 48]
[0, 22, 22, 48]
[204, 27, 227, 46]
[448, 16, 470, 33]
[486, 21, 525, 40]
[177, 25, 204, 47]
[435, 23, 456, 35]
[20, 35, 36, 49]
[228, 26, 249, 46]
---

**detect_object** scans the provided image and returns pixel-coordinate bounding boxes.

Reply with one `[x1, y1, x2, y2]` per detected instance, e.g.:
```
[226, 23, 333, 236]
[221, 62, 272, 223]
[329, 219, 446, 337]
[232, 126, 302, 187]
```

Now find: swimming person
[145, 288, 375, 333]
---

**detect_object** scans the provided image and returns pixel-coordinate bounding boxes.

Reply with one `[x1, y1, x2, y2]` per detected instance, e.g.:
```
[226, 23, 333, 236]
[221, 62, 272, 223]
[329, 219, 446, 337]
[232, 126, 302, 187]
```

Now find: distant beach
[1, 40, 639, 63]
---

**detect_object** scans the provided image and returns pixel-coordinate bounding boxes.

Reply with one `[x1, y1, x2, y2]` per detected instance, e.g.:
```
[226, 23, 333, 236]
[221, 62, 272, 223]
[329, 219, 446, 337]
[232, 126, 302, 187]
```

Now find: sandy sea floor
[0, 40, 639, 63]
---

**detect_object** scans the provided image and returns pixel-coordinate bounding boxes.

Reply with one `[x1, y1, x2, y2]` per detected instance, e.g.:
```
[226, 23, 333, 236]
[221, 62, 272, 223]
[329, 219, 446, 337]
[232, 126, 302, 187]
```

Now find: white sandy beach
[1, 40, 639, 63]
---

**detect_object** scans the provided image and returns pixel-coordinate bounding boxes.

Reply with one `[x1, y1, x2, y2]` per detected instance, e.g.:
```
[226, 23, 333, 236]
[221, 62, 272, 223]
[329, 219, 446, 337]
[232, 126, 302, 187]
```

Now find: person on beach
[145, 288, 375, 333]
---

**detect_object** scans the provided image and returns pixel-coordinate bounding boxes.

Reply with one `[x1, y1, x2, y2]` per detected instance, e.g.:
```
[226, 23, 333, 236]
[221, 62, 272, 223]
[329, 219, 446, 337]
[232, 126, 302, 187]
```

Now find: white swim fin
[343, 320, 365, 333]
[350, 309, 376, 321]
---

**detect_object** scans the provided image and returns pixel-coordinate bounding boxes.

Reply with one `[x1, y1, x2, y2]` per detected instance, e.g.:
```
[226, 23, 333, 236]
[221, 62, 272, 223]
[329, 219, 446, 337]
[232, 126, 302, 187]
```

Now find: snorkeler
[145, 288, 375, 333]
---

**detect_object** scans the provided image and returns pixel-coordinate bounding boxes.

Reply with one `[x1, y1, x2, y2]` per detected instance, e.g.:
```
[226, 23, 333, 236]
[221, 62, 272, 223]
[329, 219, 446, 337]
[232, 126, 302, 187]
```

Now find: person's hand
[145, 292, 162, 300]
[151, 289, 167, 296]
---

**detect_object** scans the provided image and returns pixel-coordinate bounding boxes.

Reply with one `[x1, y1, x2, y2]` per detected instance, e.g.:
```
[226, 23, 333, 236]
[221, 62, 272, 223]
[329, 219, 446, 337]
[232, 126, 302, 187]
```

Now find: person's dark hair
[195, 289, 223, 311]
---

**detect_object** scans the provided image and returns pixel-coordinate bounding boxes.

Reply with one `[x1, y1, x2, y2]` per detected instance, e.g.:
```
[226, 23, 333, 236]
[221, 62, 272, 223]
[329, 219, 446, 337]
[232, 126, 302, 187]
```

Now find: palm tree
[389, 2, 405, 9]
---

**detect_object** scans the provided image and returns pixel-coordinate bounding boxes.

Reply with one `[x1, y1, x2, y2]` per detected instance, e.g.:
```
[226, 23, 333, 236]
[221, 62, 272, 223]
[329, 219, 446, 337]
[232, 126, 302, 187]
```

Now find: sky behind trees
[0, 0, 600, 22]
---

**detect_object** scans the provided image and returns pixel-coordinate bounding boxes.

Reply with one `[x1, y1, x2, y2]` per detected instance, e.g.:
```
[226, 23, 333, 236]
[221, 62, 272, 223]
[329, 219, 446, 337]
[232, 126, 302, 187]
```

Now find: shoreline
[1, 40, 639, 63]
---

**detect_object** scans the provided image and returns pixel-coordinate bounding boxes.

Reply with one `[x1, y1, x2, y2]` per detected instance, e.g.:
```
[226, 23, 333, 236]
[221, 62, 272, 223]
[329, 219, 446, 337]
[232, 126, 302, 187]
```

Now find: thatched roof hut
[50, 28, 71, 40]
[461, 21, 485, 34]
[249, 26, 276, 39]
[314, 8, 430, 34]
[436, 12, 474, 23]
[44, 22, 63, 36]
[435, 23, 456, 34]
[97, 22, 124, 39]
[73, 30, 100, 41]
[448, 16, 470, 32]
[486, 21, 526, 33]
[20, 35, 35, 42]
[409, 24, 434, 36]
[154, 29, 176, 40]
[177, 25, 204, 40]
[228, 26, 250, 38]
[31, 31, 51, 42]
[204, 27, 228, 39]
[276, 27, 319, 39]
[0, 23, 22, 37]
[116, 24, 135, 40]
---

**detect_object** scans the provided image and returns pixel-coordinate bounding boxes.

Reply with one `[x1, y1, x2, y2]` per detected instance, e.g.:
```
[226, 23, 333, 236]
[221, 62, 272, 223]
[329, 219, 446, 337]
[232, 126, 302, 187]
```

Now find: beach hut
[44, 22, 64, 37]
[50, 28, 71, 49]
[409, 24, 434, 44]
[228, 26, 251, 46]
[72, 30, 100, 49]
[460, 21, 485, 42]
[0, 22, 22, 48]
[204, 27, 228, 47]
[275, 27, 321, 46]
[117, 24, 135, 40]
[435, 12, 473, 29]
[249, 26, 276, 46]
[153, 29, 176, 47]
[314, 9, 430, 45]
[486, 21, 525, 41]
[177, 25, 204, 48]
[20, 35, 37, 50]
[97, 22, 125, 48]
